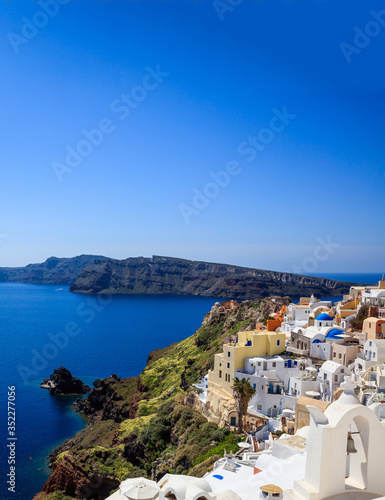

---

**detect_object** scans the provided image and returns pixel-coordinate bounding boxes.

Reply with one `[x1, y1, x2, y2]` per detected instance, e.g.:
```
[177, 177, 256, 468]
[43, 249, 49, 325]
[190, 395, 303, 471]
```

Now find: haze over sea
[1, 273, 382, 498]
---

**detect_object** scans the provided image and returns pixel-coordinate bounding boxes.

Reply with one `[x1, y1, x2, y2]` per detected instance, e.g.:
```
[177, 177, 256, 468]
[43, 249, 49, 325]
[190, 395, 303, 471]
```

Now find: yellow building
[208, 330, 286, 399]
[336, 298, 359, 324]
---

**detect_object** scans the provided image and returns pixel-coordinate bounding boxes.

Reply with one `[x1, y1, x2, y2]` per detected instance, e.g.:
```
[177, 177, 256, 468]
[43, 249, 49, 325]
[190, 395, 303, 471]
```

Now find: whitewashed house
[281, 303, 311, 333]
[363, 338, 385, 364]
[288, 373, 321, 400]
[235, 356, 306, 417]
[351, 339, 385, 381]
[317, 360, 350, 402]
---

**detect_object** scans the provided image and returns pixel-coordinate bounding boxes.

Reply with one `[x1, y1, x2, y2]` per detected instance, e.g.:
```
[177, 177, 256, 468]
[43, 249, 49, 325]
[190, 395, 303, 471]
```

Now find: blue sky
[0, 0, 384, 272]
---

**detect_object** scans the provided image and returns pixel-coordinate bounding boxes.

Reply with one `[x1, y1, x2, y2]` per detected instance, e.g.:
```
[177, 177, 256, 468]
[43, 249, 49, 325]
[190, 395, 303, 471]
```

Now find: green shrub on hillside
[193, 433, 243, 466]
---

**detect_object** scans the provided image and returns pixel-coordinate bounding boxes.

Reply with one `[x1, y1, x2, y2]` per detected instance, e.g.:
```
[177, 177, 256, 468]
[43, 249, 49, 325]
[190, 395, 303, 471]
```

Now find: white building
[194, 375, 209, 403]
[287, 321, 345, 359]
[376, 364, 385, 392]
[312, 312, 333, 329]
[281, 300, 333, 334]
[360, 288, 385, 308]
[241, 356, 305, 390]
[234, 356, 306, 417]
[317, 360, 350, 402]
[351, 338, 385, 381]
[288, 372, 321, 400]
[363, 338, 385, 364]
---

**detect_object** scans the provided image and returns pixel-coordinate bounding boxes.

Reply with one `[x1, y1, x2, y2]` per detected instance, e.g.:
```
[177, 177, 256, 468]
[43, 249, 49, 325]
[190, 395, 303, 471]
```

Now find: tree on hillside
[232, 377, 256, 433]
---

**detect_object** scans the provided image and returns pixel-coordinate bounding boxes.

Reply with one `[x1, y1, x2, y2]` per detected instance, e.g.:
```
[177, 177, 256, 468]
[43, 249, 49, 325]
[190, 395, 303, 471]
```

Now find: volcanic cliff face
[70, 255, 354, 299]
[40, 454, 119, 500]
[0, 254, 105, 285]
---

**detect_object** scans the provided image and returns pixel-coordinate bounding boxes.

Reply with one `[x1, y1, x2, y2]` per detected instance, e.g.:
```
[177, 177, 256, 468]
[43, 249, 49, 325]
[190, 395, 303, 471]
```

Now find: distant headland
[0, 254, 358, 300]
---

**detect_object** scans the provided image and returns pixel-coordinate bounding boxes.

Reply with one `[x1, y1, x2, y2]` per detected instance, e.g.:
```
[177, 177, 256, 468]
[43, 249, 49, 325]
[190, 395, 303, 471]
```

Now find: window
[230, 416, 236, 426]
[272, 362, 276, 368]
[253, 383, 256, 389]
[333, 352, 336, 357]
[227, 363, 230, 369]
[324, 373, 327, 380]
[257, 405, 262, 410]
[339, 353, 342, 359]
[227, 351, 231, 357]
[334, 375, 338, 382]
[258, 362, 261, 366]
[277, 340, 280, 346]
[219, 370, 222, 378]
[261, 385, 264, 390]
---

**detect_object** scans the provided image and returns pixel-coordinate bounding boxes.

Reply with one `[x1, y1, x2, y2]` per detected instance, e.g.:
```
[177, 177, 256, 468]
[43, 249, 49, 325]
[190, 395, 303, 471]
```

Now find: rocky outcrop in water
[70, 255, 356, 299]
[41, 367, 91, 395]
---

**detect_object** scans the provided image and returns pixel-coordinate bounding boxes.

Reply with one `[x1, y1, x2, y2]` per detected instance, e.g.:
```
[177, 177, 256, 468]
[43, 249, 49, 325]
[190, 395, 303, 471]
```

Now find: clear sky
[0, 0, 384, 272]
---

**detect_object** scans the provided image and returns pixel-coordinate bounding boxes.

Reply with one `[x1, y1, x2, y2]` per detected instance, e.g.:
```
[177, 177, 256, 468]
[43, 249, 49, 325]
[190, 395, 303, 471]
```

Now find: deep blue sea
[0, 273, 382, 499]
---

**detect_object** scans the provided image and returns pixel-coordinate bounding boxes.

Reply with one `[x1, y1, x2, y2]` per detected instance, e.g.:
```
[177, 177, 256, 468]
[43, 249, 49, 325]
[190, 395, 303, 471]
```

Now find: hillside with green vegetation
[34, 297, 290, 500]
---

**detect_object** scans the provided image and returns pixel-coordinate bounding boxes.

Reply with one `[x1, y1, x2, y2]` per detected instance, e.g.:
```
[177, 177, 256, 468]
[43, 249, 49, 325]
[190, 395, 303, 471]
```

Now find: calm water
[0, 284, 224, 499]
[306, 272, 383, 285]
[1, 273, 382, 498]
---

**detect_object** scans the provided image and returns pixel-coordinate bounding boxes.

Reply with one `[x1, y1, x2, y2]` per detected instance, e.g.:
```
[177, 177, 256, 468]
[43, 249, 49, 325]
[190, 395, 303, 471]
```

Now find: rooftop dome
[325, 390, 360, 417]
[327, 328, 344, 339]
[316, 313, 332, 321]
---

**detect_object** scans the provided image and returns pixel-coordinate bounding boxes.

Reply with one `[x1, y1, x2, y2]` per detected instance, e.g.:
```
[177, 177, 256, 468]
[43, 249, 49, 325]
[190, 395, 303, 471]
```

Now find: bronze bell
[347, 433, 357, 454]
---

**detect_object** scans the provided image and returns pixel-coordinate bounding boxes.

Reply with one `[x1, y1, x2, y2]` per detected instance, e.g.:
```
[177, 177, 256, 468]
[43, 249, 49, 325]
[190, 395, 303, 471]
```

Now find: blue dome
[327, 328, 344, 339]
[316, 313, 332, 321]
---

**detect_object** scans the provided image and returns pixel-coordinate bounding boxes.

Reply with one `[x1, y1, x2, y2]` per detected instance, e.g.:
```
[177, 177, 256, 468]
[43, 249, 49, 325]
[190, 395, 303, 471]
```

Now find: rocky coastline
[34, 296, 290, 500]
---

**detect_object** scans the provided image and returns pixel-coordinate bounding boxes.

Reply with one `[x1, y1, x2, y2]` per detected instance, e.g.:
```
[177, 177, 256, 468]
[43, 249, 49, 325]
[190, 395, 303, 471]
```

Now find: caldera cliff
[69, 255, 354, 299]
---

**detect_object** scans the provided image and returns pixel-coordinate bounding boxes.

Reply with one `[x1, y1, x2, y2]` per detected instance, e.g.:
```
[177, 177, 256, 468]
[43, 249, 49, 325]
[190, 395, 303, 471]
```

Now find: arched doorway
[345, 415, 369, 491]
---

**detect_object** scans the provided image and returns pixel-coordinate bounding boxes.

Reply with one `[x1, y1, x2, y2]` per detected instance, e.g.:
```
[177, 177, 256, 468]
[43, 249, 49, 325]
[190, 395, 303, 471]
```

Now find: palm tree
[232, 377, 256, 433]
